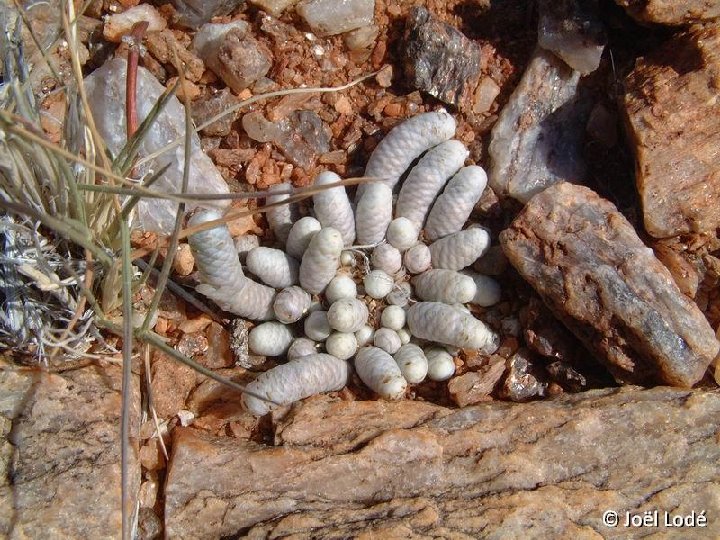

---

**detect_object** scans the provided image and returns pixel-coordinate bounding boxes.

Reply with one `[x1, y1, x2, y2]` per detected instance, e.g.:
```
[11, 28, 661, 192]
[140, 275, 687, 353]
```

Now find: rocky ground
[2, 0, 720, 538]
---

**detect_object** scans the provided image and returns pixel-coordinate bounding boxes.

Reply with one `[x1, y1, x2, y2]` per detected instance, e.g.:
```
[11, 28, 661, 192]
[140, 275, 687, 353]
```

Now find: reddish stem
[125, 21, 149, 140]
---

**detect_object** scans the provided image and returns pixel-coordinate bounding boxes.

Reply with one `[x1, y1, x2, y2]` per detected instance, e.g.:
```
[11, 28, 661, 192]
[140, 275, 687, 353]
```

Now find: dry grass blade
[119, 219, 134, 540]
[140, 49, 192, 334]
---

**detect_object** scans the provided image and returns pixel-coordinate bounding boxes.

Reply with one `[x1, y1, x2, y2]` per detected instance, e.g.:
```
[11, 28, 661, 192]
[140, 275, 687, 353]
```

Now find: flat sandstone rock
[615, 0, 720, 25]
[624, 24, 720, 238]
[165, 388, 720, 538]
[500, 182, 718, 386]
[0, 364, 140, 538]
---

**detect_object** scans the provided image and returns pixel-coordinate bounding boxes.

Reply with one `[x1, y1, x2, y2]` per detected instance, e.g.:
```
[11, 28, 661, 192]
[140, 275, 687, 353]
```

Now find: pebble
[537, 0, 605, 74]
[447, 356, 506, 407]
[250, 0, 300, 18]
[191, 89, 242, 137]
[194, 22, 273, 92]
[103, 5, 166, 43]
[296, 0, 375, 36]
[499, 349, 546, 402]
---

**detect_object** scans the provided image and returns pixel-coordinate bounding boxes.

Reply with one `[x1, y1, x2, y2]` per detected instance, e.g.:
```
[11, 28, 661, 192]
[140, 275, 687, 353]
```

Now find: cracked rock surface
[624, 23, 720, 238]
[615, 0, 720, 24]
[164, 387, 720, 539]
[0, 364, 140, 538]
[500, 182, 719, 387]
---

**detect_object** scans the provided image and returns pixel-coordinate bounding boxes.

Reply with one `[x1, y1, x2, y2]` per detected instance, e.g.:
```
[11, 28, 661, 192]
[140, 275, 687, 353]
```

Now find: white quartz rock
[488, 49, 586, 203]
[296, 0, 375, 36]
[84, 58, 229, 233]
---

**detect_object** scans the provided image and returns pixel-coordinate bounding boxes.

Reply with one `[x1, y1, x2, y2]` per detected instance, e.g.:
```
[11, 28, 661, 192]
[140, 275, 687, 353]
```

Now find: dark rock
[521, 296, 583, 362]
[155, 0, 245, 30]
[500, 182, 719, 387]
[191, 89, 241, 137]
[488, 49, 591, 203]
[500, 348, 547, 401]
[623, 24, 720, 238]
[538, 0, 606, 74]
[165, 388, 720, 538]
[402, 6, 483, 111]
[0, 364, 140, 537]
[615, 0, 720, 25]
[546, 360, 588, 392]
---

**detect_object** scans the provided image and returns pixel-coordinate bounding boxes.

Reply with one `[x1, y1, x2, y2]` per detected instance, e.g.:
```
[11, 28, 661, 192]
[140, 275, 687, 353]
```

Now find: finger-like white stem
[395, 140, 468, 230]
[355, 346, 407, 400]
[407, 302, 499, 353]
[312, 171, 356, 246]
[242, 353, 348, 416]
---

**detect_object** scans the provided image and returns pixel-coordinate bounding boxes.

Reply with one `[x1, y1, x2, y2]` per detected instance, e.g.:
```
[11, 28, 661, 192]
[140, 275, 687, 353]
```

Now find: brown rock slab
[447, 356, 506, 407]
[623, 24, 720, 238]
[402, 6, 483, 111]
[0, 363, 140, 538]
[165, 387, 720, 538]
[615, 0, 720, 25]
[500, 182, 719, 387]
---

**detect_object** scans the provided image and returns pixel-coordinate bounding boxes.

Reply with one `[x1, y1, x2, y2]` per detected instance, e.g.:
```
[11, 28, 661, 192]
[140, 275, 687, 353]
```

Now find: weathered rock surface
[489, 49, 590, 203]
[538, 0, 605, 74]
[623, 24, 720, 238]
[500, 182, 719, 387]
[615, 0, 720, 25]
[0, 364, 140, 538]
[402, 6, 483, 111]
[165, 387, 720, 538]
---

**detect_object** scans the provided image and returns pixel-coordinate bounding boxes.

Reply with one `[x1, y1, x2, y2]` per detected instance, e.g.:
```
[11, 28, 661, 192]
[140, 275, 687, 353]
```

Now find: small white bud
[249, 322, 294, 356]
[386, 217, 419, 251]
[325, 274, 358, 304]
[355, 325, 375, 347]
[304, 310, 331, 341]
[355, 346, 407, 400]
[380, 305, 406, 331]
[386, 282, 412, 306]
[363, 270, 394, 299]
[287, 338, 319, 360]
[325, 332, 358, 360]
[393, 344, 428, 383]
[327, 297, 369, 333]
[403, 243, 431, 274]
[374, 328, 402, 354]
[371, 244, 402, 275]
[425, 347, 456, 381]
[340, 250, 356, 267]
